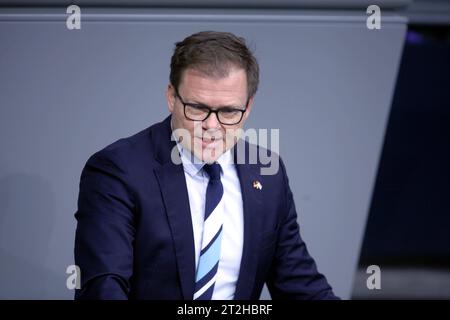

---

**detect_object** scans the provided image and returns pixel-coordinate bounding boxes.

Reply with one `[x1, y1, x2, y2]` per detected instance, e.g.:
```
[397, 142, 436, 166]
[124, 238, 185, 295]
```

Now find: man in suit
[74, 31, 337, 300]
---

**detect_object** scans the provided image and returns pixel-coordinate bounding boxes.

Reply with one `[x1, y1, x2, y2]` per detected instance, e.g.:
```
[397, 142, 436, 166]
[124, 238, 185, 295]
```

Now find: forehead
[178, 68, 248, 105]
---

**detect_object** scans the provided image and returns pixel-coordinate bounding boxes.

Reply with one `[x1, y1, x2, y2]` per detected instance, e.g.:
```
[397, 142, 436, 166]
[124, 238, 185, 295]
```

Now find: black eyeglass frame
[174, 90, 249, 125]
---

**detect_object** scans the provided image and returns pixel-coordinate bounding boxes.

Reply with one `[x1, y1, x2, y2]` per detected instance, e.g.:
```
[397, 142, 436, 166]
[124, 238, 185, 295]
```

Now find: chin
[200, 147, 223, 164]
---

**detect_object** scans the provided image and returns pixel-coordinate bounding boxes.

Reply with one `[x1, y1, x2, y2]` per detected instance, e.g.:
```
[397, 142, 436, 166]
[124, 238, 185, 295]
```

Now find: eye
[185, 104, 210, 117]
[189, 104, 210, 112]
[220, 107, 243, 114]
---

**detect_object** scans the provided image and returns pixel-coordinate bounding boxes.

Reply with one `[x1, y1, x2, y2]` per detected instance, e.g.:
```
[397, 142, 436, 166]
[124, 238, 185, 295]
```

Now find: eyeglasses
[175, 90, 248, 125]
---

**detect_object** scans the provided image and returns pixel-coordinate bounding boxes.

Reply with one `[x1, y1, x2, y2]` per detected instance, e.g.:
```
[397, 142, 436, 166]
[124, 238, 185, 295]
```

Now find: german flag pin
[252, 180, 262, 190]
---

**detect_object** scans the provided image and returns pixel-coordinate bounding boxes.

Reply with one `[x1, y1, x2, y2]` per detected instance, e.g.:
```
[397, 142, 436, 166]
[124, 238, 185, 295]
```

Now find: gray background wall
[0, 6, 406, 299]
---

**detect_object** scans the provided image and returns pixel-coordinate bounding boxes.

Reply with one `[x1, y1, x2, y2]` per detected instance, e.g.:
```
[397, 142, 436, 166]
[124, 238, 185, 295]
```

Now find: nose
[203, 111, 220, 129]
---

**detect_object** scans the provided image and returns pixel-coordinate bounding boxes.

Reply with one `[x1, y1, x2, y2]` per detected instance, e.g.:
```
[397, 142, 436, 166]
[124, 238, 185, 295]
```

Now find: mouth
[195, 136, 222, 148]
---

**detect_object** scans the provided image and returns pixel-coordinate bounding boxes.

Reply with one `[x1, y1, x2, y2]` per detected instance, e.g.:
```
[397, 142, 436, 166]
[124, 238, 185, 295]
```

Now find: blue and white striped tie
[193, 163, 223, 300]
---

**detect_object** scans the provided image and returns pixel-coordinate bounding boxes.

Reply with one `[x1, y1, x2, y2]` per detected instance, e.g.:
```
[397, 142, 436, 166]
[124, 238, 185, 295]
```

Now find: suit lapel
[154, 162, 195, 300]
[233, 142, 265, 300]
[152, 116, 195, 300]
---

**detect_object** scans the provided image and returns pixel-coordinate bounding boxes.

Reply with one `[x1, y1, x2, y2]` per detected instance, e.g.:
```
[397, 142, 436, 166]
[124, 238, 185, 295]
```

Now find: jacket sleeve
[266, 158, 339, 300]
[74, 149, 136, 300]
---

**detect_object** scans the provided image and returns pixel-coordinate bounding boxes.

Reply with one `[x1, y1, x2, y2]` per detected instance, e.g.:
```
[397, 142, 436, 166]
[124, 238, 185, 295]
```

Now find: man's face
[166, 67, 254, 163]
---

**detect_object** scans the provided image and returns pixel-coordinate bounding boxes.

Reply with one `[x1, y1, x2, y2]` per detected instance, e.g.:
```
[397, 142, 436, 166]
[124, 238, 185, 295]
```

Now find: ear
[242, 96, 254, 121]
[166, 84, 176, 113]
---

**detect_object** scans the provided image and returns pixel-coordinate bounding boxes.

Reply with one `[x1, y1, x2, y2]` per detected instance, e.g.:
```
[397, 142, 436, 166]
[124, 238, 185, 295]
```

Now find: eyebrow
[185, 99, 245, 110]
[176, 89, 246, 109]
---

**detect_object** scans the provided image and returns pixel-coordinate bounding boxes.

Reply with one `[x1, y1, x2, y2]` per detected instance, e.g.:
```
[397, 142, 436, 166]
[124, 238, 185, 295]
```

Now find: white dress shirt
[176, 143, 244, 300]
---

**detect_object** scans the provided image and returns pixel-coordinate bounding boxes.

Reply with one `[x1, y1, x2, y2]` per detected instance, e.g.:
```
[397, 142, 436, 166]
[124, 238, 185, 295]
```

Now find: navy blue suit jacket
[74, 116, 337, 300]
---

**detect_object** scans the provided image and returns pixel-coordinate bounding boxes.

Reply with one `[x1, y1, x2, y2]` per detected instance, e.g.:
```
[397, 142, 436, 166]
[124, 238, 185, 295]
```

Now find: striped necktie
[193, 162, 223, 300]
